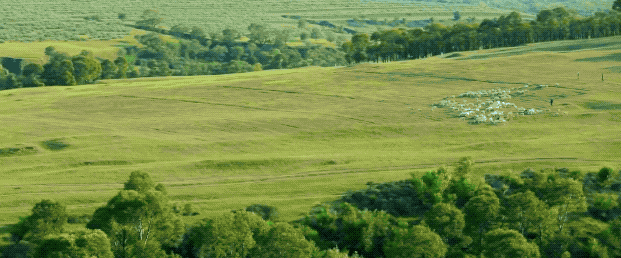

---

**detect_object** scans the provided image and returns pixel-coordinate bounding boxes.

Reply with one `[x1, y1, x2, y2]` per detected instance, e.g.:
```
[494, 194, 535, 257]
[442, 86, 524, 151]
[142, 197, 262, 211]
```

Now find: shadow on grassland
[575, 53, 621, 62]
[582, 101, 621, 110]
[40, 139, 70, 151]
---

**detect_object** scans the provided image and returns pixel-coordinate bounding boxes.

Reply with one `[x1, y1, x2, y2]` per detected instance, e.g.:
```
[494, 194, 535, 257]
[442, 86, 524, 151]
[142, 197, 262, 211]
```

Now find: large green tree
[87, 171, 184, 257]
[10, 199, 68, 244]
[20, 63, 45, 87]
[464, 189, 501, 253]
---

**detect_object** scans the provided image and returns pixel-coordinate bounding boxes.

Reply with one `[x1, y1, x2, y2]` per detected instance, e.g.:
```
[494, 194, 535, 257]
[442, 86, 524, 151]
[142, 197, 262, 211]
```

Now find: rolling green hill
[1, 34, 621, 230]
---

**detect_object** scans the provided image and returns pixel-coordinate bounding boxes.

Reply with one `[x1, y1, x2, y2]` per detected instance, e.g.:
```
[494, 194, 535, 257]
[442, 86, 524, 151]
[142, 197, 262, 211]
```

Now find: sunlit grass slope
[1, 37, 621, 228]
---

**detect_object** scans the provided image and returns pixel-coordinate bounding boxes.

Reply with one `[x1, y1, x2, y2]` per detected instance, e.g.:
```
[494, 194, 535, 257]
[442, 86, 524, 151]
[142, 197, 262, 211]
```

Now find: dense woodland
[1, 157, 621, 258]
[4, 3, 621, 90]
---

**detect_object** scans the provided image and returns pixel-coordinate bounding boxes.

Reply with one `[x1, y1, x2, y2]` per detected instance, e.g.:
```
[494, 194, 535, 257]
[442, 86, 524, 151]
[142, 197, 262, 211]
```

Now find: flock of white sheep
[432, 83, 553, 125]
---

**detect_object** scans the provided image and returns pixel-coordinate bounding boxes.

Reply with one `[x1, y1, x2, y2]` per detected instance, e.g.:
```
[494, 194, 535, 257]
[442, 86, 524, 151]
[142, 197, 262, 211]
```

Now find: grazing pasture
[1, 35, 621, 230]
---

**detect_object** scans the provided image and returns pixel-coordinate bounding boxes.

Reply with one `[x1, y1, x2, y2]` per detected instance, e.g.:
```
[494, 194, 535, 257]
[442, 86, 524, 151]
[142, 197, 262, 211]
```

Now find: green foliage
[87, 171, 185, 256]
[10, 200, 68, 244]
[0, 73, 22, 90]
[383, 225, 447, 258]
[42, 52, 77, 86]
[455, 156, 474, 179]
[454, 11, 461, 21]
[245, 204, 279, 221]
[118, 13, 127, 20]
[137, 9, 164, 28]
[464, 193, 501, 252]
[179, 210, 268, 258]
[123, 171, 156, 193]
[32, 229, 114, 258]
[248, 23, 270, 45]
[222, 28, 240, 43]
[298, 19, 308, 29]
[615, 0, 621, 11]
[250, 222, 317, 258]
[598, 167, 614, 183]
[443, 177, 477, 208]
[100, 59, 118, 79]
[423, 202, 465, 241]
[311, 28, 323, 39]
[21, 63, 44, 77]
[501, 190, 555, 245]
[301, 32, 310, 40]
[482, 228, 541, 258]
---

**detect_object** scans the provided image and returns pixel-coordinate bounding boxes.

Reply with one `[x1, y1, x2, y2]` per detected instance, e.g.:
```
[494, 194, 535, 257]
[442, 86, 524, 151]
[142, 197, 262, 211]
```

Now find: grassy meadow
[1, 34, 621, 233]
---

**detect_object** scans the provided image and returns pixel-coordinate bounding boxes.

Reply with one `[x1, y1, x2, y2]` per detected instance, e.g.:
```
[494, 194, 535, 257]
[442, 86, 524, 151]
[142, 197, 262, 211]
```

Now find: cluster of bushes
[3, 158, 621, 258]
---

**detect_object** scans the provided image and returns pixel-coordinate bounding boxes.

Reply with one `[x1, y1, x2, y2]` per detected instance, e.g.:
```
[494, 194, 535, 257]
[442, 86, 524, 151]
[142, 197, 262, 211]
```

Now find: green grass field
[1, 35, 621, 230]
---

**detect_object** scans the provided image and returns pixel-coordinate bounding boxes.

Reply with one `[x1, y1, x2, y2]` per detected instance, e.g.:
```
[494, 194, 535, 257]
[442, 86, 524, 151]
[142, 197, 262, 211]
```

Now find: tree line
[340, 6, 621, 64]
[2, 157, 621, 258]
[3, 5, 621, 90]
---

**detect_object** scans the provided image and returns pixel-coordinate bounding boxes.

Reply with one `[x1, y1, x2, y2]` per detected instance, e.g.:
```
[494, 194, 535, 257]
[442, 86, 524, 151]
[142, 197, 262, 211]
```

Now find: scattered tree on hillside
[615, 0, 621, 11]
[136, 9, 164, 28]
[20, 63, 45, 87]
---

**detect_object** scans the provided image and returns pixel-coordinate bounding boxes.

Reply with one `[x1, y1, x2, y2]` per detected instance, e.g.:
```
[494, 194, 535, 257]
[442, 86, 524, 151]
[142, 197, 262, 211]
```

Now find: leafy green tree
[170, 24, 191, 35]
[464, 192, 501, 253]
[190, 26, 207, 39]
[21, 63, 44, 78]
[32, 229, 114, 258]
[455, 156, 474, 179]
[44, 55, 74, 88]
[614, 0, 621, 12]
[246, 204, 279, 221]
[222, 28, 240, 43]
[114, 56, 129, 78]
[72, 52, 102, 84]
[137, 9, 164, 28]
[443, 177, 477, 208]
[311, 28, 323, 39]
[598, 167, 614, 184]
[298, 19, 308, 29]
[502, 190, 556, 246]
[454, 11, 461, 21]
[383, 225, 447, 258]
[179, 210, 269, 258]
[482, 228, 541, 258]
[10, 199, 68, 244]
[248, 23, 270, 44]
[100, 59, 118, 79]
[0, 73, 22, 90]
[250, 222, 317, 258]
[541, 178, 587, 234]
[423, 202, 465, 242]
[301, 32, 310, 41]
[87, 171, 184, 257]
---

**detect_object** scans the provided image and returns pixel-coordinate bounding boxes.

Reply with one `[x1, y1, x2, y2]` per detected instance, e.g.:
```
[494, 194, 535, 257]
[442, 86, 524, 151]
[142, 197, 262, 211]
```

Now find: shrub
[598, 167, 614, 183]
[245, 204, 279, 221]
